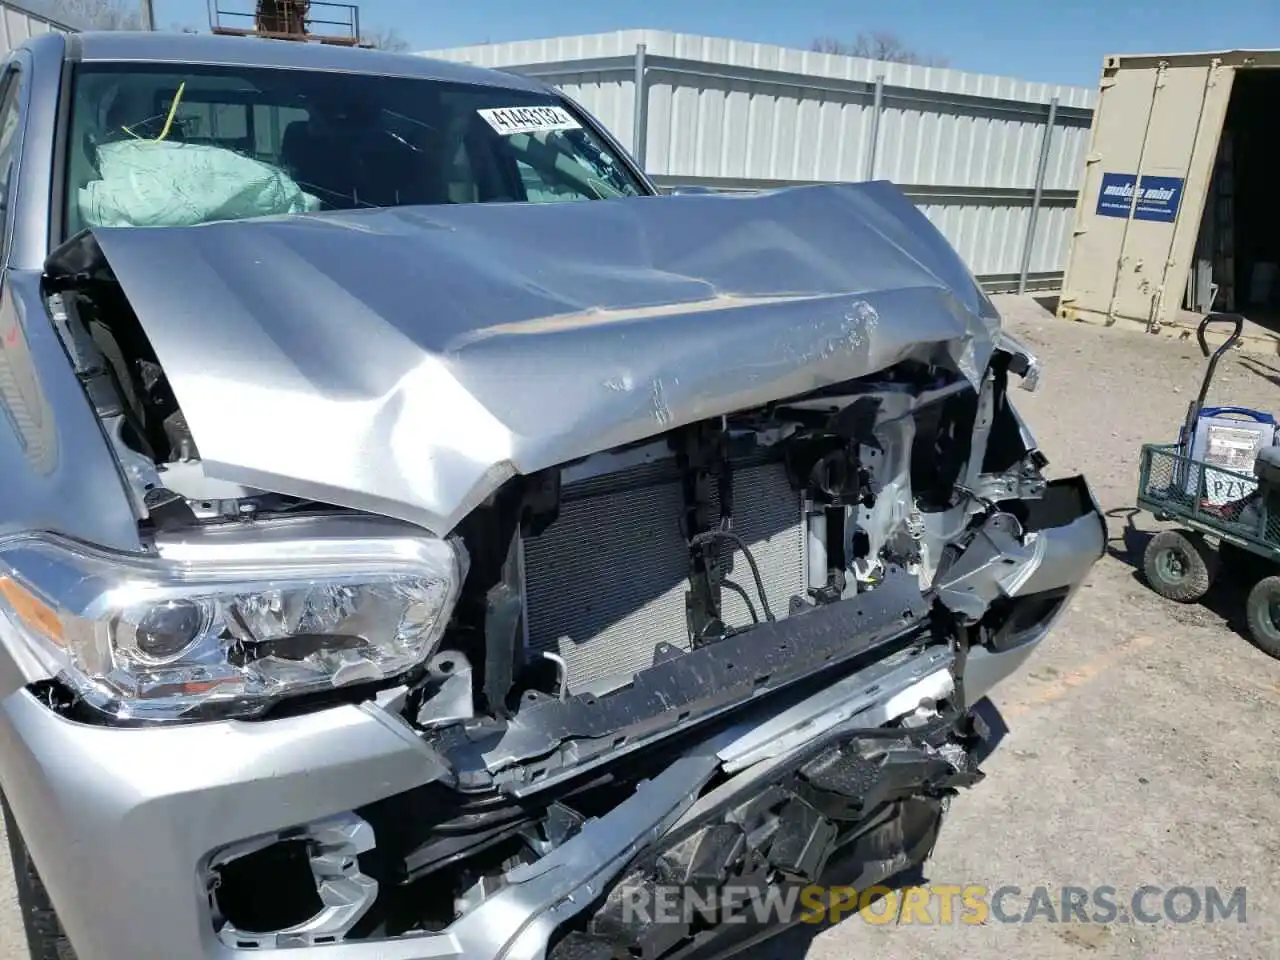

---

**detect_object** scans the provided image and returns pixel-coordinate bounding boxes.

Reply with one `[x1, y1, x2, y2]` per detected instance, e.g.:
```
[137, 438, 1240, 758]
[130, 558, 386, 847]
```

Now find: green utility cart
[1136, 314, 1280, 660]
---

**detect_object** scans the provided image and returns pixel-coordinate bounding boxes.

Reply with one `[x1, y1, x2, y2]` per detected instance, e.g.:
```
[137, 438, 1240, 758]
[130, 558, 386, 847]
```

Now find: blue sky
[154, 0, 1277, 86]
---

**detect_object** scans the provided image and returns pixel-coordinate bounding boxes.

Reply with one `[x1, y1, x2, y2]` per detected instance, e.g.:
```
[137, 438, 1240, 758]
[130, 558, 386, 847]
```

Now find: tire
[2, 796, 77, 960]
[1244, 575, 1280, 660]
[1142, 529, 1217, 603]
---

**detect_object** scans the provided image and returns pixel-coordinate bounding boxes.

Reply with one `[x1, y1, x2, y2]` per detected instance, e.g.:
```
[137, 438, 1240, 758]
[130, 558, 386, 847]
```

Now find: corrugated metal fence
[0, 0, 79, 56]
[0, 15, 1100, 292]
[424, 31, 1099, 292]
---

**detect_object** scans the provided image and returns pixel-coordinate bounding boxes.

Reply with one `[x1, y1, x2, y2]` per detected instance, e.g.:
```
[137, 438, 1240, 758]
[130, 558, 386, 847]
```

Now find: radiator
[521, 460, 807, 692]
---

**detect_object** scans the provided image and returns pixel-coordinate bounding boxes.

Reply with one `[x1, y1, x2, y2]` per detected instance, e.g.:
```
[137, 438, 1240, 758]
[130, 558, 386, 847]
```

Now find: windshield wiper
[293, 180, 381, 210]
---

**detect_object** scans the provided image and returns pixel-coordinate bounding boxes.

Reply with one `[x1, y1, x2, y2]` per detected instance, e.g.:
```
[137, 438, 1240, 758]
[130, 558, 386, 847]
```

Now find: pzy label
[478, 105, 582, 137]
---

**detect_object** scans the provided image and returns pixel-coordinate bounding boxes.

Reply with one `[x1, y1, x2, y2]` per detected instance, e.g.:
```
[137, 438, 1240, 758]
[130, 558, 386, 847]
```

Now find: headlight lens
[0, 516, 467, 721]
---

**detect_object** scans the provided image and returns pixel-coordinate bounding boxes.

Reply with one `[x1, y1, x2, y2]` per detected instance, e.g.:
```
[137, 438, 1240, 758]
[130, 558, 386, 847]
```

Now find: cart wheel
[1142, 530, 1217, 603]
[1217, 540, 1269, 583]
[1244, 576, 1280, 660]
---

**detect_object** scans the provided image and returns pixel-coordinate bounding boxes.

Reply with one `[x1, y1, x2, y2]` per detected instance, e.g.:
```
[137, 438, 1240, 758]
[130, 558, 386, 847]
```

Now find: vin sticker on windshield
[478, 105, 582, 136]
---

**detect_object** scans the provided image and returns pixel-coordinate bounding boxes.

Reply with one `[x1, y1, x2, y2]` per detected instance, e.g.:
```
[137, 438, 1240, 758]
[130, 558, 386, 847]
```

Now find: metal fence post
[863, 74, 885, 181]
[632, 43, 649, 169]
[1017, 96, 1059, 295]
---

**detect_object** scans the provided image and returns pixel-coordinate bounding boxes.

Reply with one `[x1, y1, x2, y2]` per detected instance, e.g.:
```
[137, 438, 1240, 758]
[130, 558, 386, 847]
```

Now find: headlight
[0, 516, 467, 722]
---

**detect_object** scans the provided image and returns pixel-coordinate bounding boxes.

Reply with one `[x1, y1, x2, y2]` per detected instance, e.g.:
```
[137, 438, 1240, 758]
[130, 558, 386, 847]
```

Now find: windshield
[63, 63, 648, 235]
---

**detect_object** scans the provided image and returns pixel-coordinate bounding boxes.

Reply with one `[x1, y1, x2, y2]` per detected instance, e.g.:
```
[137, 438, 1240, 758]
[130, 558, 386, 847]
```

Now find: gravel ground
[751, 294, 1280, 960]
[1, 295, 1277, 958]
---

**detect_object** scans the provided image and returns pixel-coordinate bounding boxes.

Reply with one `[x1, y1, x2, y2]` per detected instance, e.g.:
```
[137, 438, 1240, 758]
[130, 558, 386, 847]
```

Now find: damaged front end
[0, 183, 1104, 960]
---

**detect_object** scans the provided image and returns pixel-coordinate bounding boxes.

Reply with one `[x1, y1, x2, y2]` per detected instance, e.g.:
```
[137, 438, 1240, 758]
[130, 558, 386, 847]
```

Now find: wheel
[1244, 576, 1280, 660]
[2, 795, 77, 960]
[1217, 540, 1269, 583]
[1142, 529, 1217, 603]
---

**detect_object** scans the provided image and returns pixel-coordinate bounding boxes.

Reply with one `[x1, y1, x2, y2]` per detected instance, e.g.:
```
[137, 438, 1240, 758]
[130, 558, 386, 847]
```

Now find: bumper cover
[0, 477, 1105, 960]
[0, 666, 969, 960]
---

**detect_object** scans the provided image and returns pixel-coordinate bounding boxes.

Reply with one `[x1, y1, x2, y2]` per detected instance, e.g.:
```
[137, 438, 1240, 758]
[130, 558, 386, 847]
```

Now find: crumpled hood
[71, 181, 1001, 536]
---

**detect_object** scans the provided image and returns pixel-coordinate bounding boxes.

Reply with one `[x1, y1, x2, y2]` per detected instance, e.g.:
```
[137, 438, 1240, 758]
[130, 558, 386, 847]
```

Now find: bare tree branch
[811, 31, 949, 67]
[362, 25, 410, 52]
[49, 0, 145, 30]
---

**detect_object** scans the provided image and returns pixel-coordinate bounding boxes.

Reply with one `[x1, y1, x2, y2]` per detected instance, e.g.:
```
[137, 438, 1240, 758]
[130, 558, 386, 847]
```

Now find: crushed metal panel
[1060, 56, 1236, 328]
[62, 182, 1000, 536]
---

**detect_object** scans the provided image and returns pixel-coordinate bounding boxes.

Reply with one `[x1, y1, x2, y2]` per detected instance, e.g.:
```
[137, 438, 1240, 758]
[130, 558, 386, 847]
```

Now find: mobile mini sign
[1095, 172, 1186, 223]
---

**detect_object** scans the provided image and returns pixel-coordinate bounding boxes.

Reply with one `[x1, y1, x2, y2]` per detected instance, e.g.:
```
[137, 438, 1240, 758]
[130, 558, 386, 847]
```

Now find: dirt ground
[748, 294, 1280, 960]
[1, 295, 1277, 958]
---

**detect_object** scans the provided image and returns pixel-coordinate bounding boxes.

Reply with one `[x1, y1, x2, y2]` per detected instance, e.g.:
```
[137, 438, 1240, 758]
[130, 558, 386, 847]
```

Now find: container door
[1060, 58, 1234, 328]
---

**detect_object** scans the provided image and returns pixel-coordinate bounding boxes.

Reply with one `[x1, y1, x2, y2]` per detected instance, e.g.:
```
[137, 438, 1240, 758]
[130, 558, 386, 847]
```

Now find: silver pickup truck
[0, 29, 1104, 960]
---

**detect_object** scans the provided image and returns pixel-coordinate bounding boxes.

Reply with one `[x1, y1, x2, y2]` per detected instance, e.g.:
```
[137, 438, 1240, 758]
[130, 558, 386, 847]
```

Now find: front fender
[0, 270, 140, 693]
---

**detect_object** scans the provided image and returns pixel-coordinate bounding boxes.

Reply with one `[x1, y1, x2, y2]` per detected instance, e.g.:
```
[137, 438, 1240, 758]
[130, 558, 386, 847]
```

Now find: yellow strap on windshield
[121, 80, 187, 142]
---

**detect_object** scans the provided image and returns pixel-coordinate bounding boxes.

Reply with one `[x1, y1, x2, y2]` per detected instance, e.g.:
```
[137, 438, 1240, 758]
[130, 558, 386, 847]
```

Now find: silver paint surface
[0, 34, 141, 557]
[72, 29, 561, 91]
[82, 182, 1000, 535]
[0, 27, 1105, 960]
[0, 607, 1028, 960]
[0, 271, 141, 554]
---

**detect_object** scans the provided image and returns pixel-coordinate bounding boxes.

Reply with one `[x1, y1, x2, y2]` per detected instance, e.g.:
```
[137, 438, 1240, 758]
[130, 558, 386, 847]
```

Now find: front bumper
[0, 660, 966, 960]
[0, 476, 1105, 960]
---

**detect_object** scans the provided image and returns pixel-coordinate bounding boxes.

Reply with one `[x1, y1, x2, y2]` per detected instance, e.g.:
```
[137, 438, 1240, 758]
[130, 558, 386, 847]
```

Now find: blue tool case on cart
[1184, 406, 1278, 504]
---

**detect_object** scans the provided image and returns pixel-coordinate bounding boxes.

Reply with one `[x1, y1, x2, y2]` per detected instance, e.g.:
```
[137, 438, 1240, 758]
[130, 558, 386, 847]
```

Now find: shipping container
[1059, 50, 1280, 341]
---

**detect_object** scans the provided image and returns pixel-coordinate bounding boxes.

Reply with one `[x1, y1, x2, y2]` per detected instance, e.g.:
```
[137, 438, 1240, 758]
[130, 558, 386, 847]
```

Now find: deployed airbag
[79, 140, 321, 229]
